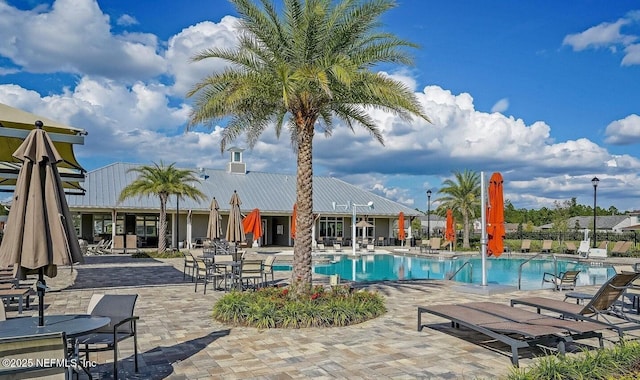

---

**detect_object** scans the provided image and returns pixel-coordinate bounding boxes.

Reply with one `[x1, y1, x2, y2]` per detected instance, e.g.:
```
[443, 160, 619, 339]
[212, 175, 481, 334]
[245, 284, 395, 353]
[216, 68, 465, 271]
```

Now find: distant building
[66, 150, 421, 249]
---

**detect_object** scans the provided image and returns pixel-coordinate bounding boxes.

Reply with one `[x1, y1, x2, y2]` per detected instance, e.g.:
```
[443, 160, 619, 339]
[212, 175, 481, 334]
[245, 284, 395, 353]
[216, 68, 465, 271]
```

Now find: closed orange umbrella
[398, 212, 406, 243]
[242, 208, 263, 241]
[291, 204, 297, 239]
[445, 209, 455, 242]
[487, 172, 505, 257]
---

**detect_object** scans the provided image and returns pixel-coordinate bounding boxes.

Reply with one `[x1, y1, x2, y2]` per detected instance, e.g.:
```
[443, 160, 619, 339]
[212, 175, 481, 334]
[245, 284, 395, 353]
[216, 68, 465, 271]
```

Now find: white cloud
[117, 14, 138, 26]
[0, 0, 166, 80]
[562, 13, 640, 66]
[165, 17, 240, 97]
[604, 114, 640, 144]
[2, 2, 640, 211]
[491, 98, 509, 113]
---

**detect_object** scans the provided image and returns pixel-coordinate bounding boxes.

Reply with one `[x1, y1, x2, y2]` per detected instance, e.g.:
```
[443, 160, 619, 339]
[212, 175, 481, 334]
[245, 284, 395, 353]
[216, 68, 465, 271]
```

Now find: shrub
[212, 284, 386, 328]
[506, 341, 640, 380]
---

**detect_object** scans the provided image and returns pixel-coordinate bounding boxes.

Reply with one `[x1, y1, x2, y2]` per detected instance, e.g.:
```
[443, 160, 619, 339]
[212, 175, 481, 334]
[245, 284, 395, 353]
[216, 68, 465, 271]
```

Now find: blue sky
[1, 0, 640, 212]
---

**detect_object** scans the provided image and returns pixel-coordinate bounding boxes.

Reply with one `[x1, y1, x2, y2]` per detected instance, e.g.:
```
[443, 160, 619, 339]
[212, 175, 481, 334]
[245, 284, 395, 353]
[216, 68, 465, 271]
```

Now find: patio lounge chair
[564, 241, 577, 254]
[419, 239, 430, 253]
[542, 270, 581, 291]
[612, 241, 633, 256]
[366, 244, 375, 253]
[417, 302, 604, 367]
[333, 243, 343, 252]
[77, 294, 139, 380]
[541, 240, 552, 253]
[511, 271, 640, 337]
[520, 239, 531, 253]
[0, 332, 69, 379]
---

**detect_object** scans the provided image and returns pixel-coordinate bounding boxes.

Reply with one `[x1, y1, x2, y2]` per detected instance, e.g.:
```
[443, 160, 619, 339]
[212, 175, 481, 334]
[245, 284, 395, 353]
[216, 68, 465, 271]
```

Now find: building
[66, 149, 421, 249]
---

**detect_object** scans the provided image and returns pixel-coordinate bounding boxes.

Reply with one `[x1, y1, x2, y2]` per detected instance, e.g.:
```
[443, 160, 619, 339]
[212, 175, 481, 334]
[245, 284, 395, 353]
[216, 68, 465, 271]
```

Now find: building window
[232, 151, 241, 162]
[319, 217, 344, 238]
[93, 214, 112, 239]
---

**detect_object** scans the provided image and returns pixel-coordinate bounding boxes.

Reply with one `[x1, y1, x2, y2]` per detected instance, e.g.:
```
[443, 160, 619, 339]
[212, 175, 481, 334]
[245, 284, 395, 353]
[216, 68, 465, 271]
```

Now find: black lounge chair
[511, 271, 640, 337]
[417, 302, 604, 367]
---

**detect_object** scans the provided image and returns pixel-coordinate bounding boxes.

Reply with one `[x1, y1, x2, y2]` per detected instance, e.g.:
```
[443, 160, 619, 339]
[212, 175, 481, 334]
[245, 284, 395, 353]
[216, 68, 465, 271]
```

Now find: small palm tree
[118, 162, 205, 253]
[437, 170, 480, 249]
[186, 0, 429, 286]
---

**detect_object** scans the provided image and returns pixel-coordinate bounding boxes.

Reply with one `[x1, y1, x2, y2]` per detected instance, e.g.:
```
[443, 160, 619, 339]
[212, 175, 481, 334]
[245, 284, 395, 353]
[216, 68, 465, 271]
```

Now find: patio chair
[417, 302, 604, 367]
[315, 243, 326, 252]
[239, 259, 264, 289]
[520, 239, 531, 253]
[262, 255, 276, 285]
[194, 258, 227, 294]
[541, 240, 553, 253]
[542, 270, 580, 291]
[429, 237, 441, 253]
[0, 332, 68, 379]
[564, 241, 577, 254]
[377, 236, 385, 246]
[512, 271, 640, 337]
[77, 294, 139, 380]
[183, 251, 197, 281]
[419, 239, 430, 253]
[333, 243, 343, 252]
[366, 244, 375, 253]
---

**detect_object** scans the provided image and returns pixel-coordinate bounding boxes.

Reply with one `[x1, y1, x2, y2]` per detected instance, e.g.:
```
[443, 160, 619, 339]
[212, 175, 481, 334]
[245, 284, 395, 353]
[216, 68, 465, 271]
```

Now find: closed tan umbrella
[207, 197, 222, 240]
[225, 190, 245, 244]
[0, 121, 83, 326]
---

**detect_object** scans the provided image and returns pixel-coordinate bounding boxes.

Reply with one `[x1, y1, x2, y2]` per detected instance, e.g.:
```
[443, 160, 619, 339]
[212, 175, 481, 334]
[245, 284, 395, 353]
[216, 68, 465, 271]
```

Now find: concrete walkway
[4, 250, 634, 379]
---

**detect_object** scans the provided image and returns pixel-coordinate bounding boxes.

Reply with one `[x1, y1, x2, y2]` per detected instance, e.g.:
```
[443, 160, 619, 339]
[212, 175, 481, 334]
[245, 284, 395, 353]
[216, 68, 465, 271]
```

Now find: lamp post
[426, 190, 432, 241]
[592, 176, 599, 248]
[333, 201, 374, 256]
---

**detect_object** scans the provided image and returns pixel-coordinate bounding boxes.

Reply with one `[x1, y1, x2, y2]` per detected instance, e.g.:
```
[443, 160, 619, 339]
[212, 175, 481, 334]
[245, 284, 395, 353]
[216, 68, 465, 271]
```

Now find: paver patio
[4, 249, 633, 379]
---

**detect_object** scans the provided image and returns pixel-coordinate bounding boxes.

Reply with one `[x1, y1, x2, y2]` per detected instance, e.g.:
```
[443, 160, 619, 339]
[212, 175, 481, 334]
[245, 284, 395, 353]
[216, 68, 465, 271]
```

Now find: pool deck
[4, 247, 638, 379]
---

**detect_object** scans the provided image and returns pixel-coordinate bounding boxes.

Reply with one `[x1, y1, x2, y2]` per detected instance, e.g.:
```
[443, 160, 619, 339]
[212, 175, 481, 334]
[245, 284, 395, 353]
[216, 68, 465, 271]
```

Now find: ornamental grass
[212, 284, 386, 328]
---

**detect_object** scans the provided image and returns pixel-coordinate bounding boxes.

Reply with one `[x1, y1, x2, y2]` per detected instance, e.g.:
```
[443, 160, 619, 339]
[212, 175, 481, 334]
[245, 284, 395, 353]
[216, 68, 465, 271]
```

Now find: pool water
[274, 254, 615, 290]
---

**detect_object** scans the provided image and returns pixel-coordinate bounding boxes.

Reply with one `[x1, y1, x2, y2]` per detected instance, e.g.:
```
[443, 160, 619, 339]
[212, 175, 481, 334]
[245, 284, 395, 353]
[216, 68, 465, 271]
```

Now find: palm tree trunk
[158, 194, 168, 253]
[292, 121, 314, 287]
[462, 212, 470, 249]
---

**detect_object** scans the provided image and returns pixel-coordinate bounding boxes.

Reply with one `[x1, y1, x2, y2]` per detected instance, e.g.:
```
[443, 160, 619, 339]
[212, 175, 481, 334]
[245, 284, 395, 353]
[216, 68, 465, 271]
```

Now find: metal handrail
[448, 260, 472, 281]
[517, 252, 557, 290]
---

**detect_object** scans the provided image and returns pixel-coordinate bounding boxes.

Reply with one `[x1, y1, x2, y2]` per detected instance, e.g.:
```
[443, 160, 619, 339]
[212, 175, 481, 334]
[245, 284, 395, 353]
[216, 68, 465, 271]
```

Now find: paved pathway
[4, 250, 635, 379]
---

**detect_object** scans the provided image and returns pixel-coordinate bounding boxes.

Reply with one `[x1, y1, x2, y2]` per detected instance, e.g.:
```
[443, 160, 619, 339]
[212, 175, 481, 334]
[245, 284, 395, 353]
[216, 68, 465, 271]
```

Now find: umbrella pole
[480, 172, 488, 286]
[37, 268, 45, 326]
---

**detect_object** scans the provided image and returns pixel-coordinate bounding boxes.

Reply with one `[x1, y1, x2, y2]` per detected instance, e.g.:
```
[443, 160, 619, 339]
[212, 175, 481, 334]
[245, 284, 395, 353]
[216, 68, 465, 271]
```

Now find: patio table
[0, 314, 111, 378]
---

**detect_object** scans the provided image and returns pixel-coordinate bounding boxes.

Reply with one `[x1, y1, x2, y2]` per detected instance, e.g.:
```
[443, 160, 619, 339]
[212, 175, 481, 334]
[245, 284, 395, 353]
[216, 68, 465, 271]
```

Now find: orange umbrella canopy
[242, 208, 263, 240]
[291, 204, 297, 239]
[445, 209, 455, 242]
[487, 172, 505, 257]
[398, 212, 406, 241]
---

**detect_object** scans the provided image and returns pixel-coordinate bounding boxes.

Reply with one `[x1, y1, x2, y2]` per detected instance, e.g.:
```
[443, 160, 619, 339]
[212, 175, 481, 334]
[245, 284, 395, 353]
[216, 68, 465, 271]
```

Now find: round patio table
[0, 314, 110, 339]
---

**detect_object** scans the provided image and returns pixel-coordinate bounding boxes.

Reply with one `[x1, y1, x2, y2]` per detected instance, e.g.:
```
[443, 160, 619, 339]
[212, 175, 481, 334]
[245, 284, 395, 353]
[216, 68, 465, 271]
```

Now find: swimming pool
[275, 254, 615, 290]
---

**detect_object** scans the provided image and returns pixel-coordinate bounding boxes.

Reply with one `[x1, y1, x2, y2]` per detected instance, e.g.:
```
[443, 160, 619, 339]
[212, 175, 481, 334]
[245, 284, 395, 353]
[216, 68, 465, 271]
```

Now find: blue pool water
[274, 254, 615, 290]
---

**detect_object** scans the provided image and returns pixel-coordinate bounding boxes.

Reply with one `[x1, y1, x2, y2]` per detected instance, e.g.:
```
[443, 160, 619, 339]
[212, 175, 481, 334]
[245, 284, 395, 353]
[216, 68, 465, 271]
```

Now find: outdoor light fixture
[333, 200, 374, 255]
[426, 190, 432, 241]
[592, 176, 599, 248]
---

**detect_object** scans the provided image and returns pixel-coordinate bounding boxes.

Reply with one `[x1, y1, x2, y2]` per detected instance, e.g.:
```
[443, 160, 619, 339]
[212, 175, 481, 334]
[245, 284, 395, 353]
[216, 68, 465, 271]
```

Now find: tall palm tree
[436, 170, 480, 249]
[186, 0, 429, 287]
[118, 162, 205, 253]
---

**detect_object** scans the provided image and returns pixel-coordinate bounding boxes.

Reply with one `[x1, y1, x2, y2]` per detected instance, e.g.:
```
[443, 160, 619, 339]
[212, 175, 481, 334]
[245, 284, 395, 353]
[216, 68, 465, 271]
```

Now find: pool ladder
[517, 253, 557, 290]
[447, 260, 472, 281]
